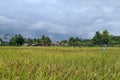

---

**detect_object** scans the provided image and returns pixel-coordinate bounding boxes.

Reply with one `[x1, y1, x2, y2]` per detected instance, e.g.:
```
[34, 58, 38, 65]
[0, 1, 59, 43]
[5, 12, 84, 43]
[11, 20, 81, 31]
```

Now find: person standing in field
[103, 44, 107, 52]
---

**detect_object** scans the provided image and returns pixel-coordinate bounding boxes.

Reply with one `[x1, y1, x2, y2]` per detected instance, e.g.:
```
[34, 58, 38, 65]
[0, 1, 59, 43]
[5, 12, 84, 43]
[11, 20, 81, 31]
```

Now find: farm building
[51, 42, 60, 46]
[31, 43, 43, 46]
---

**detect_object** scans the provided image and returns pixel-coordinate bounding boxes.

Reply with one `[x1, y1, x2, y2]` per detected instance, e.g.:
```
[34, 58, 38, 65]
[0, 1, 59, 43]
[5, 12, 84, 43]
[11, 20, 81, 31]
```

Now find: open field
[0, 47, 120, 80]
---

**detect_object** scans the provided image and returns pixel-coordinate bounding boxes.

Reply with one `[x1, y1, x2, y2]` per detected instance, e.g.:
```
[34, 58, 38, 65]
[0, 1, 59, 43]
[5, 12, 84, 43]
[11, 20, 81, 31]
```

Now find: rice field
[0, 47, 120, 80]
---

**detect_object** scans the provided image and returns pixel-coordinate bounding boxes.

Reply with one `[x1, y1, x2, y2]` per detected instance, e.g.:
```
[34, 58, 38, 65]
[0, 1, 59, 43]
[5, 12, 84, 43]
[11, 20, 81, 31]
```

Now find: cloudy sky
[0, 0, 120, 41]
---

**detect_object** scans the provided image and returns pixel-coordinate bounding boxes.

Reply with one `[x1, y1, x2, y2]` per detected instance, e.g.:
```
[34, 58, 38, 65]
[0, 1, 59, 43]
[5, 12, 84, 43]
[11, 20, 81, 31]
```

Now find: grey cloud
[31, 21, 72, 34]
[0, 16, 15, 23]
[0, 0, 120, 40]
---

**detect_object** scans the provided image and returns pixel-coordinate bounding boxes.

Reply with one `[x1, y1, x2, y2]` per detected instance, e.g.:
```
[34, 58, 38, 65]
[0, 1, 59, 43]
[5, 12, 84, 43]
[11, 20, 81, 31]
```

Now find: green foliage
[1, 30, 120, 46]
[0, 38, 2, 45]
[10, 34, 24, 46]
[9, 35, 51, 46]
[0, 38, 3, 42]
[69, 37, 81, 46]
[25, 38, 34, 45]
[69, 37, 75, 46]
[61, 40, 68, 44]
[101, 30, 111, 44]
[82, 39, 93, 47]
[93, 30, 112, 46]
[93, 31, 102, 45]
[41, 35, 51, 46]
[110, 35, 120, 45]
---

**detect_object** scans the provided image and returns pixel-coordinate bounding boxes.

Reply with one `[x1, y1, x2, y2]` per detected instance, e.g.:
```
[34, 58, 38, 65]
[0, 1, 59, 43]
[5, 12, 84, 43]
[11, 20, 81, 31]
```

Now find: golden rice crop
[0, 47, 120, 80]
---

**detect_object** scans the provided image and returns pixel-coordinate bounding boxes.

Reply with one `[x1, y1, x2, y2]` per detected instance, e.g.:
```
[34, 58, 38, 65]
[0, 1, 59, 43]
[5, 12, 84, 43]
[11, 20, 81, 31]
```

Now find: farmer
[103, 45, 107, 52]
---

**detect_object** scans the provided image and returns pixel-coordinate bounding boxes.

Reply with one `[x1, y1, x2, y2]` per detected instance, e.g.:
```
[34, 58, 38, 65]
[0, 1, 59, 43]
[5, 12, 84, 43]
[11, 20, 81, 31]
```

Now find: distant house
[31, 43, 43, 46]
[22, 43, 29, 46]
[51, 42, 69, 46]
[60, 43, 69, 46]
[51, 42, 60, 46]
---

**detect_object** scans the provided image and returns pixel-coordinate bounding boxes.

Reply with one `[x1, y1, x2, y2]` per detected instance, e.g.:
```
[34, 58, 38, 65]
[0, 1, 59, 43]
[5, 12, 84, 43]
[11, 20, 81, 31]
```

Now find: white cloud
[0, 16, 16, 24]
[0, 0, 120, 40]
[31, 21, 71, 34]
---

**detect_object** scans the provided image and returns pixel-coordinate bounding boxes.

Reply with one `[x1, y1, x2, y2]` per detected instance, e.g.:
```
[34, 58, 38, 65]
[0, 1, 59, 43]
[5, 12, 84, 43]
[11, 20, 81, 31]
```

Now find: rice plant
[0, 47, 120, 80]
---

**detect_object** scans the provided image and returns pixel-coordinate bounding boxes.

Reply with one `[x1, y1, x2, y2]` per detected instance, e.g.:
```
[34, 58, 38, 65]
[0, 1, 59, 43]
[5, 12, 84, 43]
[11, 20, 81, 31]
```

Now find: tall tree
[92, 31, 102, 45]
[61, 40, 68, 44]
[41, 35, 51, 46]
[101, 30, 110, 44]
[69, 37, 75, 46]
[0, 38, 3, 45]
[46, 36, 51, 46]
[10, 34, 24, 46]
[24, 38, 34, 45]
[69, 37, 81, 46]
[110, 35, 120, 45]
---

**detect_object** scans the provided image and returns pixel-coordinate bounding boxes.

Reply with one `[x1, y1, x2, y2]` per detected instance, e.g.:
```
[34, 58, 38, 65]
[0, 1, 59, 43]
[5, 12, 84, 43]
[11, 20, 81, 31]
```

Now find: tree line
[0, 30, 120, 46]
